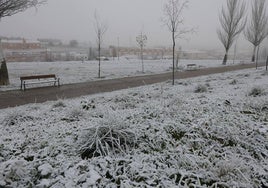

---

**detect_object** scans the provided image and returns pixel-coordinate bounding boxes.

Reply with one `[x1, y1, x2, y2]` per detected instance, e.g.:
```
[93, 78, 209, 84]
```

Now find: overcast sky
[0, 0, 266, 51]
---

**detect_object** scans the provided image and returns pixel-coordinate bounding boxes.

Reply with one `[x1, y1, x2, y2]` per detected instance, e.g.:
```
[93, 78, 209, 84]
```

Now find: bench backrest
[20, 74, 56, 80]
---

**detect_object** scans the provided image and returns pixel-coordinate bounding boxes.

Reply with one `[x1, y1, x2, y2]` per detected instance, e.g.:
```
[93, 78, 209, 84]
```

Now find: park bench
[20, 74, 60, 90]
[186, 64, 198, 71]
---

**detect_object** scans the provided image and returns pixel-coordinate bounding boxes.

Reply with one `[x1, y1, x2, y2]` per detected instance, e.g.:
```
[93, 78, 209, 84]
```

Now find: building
[1, 38, 41, 50]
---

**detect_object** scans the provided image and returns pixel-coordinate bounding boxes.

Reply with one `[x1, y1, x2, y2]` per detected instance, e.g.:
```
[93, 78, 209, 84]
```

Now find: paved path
[0, 63, 264, 109]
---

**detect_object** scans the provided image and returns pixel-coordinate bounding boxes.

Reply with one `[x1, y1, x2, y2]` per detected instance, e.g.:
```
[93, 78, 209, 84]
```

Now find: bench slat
[23, 80, 57, 85]
[186, 64, 198, 71]
[20, 74, 60, 90]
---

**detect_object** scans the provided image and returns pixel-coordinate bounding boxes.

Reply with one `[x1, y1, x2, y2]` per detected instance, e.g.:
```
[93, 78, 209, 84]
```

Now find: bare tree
[162, 0, 193, 85]
[0, 0, 45, 17]
[0, 0, 45, 85]
[244, 0, 268, 68]
[94, 11, 108, 78]
[136, 32, 147, 73]
[217, 0, 246, 65]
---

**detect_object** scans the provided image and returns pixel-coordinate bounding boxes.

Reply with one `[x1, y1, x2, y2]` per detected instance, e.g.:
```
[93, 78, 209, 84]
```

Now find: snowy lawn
[1, 59, 248, 91]
[0, 67, 267, 187]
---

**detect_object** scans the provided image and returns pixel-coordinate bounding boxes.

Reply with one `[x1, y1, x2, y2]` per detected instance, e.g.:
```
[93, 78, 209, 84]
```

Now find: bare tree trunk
[98, 43, 101, 78]
[141, 46, 144, 73]
[117, 37, 120, 61]
[266, 56, 268, 71]
[172, 31, 175, 85]
[256, 45, 260, 69]
[223, 52, 228, 65]
[252, 46, 256, 62]
[0, 59, 10, 85]
[176, 52, 179, 70]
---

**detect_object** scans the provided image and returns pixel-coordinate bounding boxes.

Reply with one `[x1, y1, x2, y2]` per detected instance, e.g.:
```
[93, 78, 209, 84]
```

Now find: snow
[1, 58, 249, 91]
[0, 67, 267, 187]
[38, 163, 53, 177]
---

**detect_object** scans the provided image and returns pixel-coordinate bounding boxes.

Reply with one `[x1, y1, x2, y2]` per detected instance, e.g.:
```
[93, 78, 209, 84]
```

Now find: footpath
[0, 63, 264, 109]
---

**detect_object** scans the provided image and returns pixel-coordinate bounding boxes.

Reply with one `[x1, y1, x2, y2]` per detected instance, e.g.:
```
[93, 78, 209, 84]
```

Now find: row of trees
[164, 0, 268, 84]
[218, 0, 268, 66]
[0, 0, 267, 85]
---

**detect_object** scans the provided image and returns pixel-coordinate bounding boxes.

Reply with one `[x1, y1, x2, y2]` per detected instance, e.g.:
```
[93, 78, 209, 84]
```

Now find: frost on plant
[248, 86, 266, 97]
[194, 84, 208, 93]
[230, 79, 237, 85]
[61, 108, 85, 122]
[79, 114, 136, 159]
[81, 100, 96, 110]
[0, 160, 31, 187]
[2, 111, 35, 126]
[52, 100, 66, 108]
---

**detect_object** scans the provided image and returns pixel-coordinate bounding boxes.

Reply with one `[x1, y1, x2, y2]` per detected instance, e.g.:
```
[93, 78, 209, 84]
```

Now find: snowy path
[0, 62, 263, 109]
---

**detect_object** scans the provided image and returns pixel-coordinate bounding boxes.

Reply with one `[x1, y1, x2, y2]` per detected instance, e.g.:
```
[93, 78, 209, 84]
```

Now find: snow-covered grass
[0, 68, 267, 187]
[1, 58, 248, 91]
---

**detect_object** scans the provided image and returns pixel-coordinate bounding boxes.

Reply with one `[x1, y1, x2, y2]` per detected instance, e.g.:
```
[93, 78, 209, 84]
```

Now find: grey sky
[0, 0, 266, 51]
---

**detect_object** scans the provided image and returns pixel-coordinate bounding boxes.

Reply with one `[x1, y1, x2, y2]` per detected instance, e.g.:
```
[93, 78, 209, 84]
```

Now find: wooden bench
[20, 74, 60, 90]
[186, 64, 198, 71]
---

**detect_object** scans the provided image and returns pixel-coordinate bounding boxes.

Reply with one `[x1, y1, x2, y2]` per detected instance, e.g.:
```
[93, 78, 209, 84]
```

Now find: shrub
[52, 100, 66, 108]
[194, 84, 208, 93]
[230, 79, 237, 85]
[2, 111, 34, 126]
[80, 125, 136, 159]
[81, 100, 96, 110]
[248, 87, 265, 97]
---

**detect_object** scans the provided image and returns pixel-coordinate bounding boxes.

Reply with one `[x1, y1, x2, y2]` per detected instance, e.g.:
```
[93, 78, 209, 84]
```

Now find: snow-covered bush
[0, 160, 31, 187]
[80, 125, 136, 159]
[194, 84, 208, 93]
[230, 79, 237, 85]
[52, 100, 66, 108]
[2, 111, 34, 126]
[81, 100, 96, 110]
[248, 86, 266, 97]
[79, 113, 136, 159]
[61, 108, 85, 122]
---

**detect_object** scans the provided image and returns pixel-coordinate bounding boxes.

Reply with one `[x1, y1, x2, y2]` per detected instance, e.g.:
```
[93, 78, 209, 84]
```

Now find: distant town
[0, 36, 252, 62]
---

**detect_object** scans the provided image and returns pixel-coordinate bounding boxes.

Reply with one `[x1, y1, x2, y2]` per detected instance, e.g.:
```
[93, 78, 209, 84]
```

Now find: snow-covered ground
[0, 67, 267, 187]
[1, 58, 248, 91]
